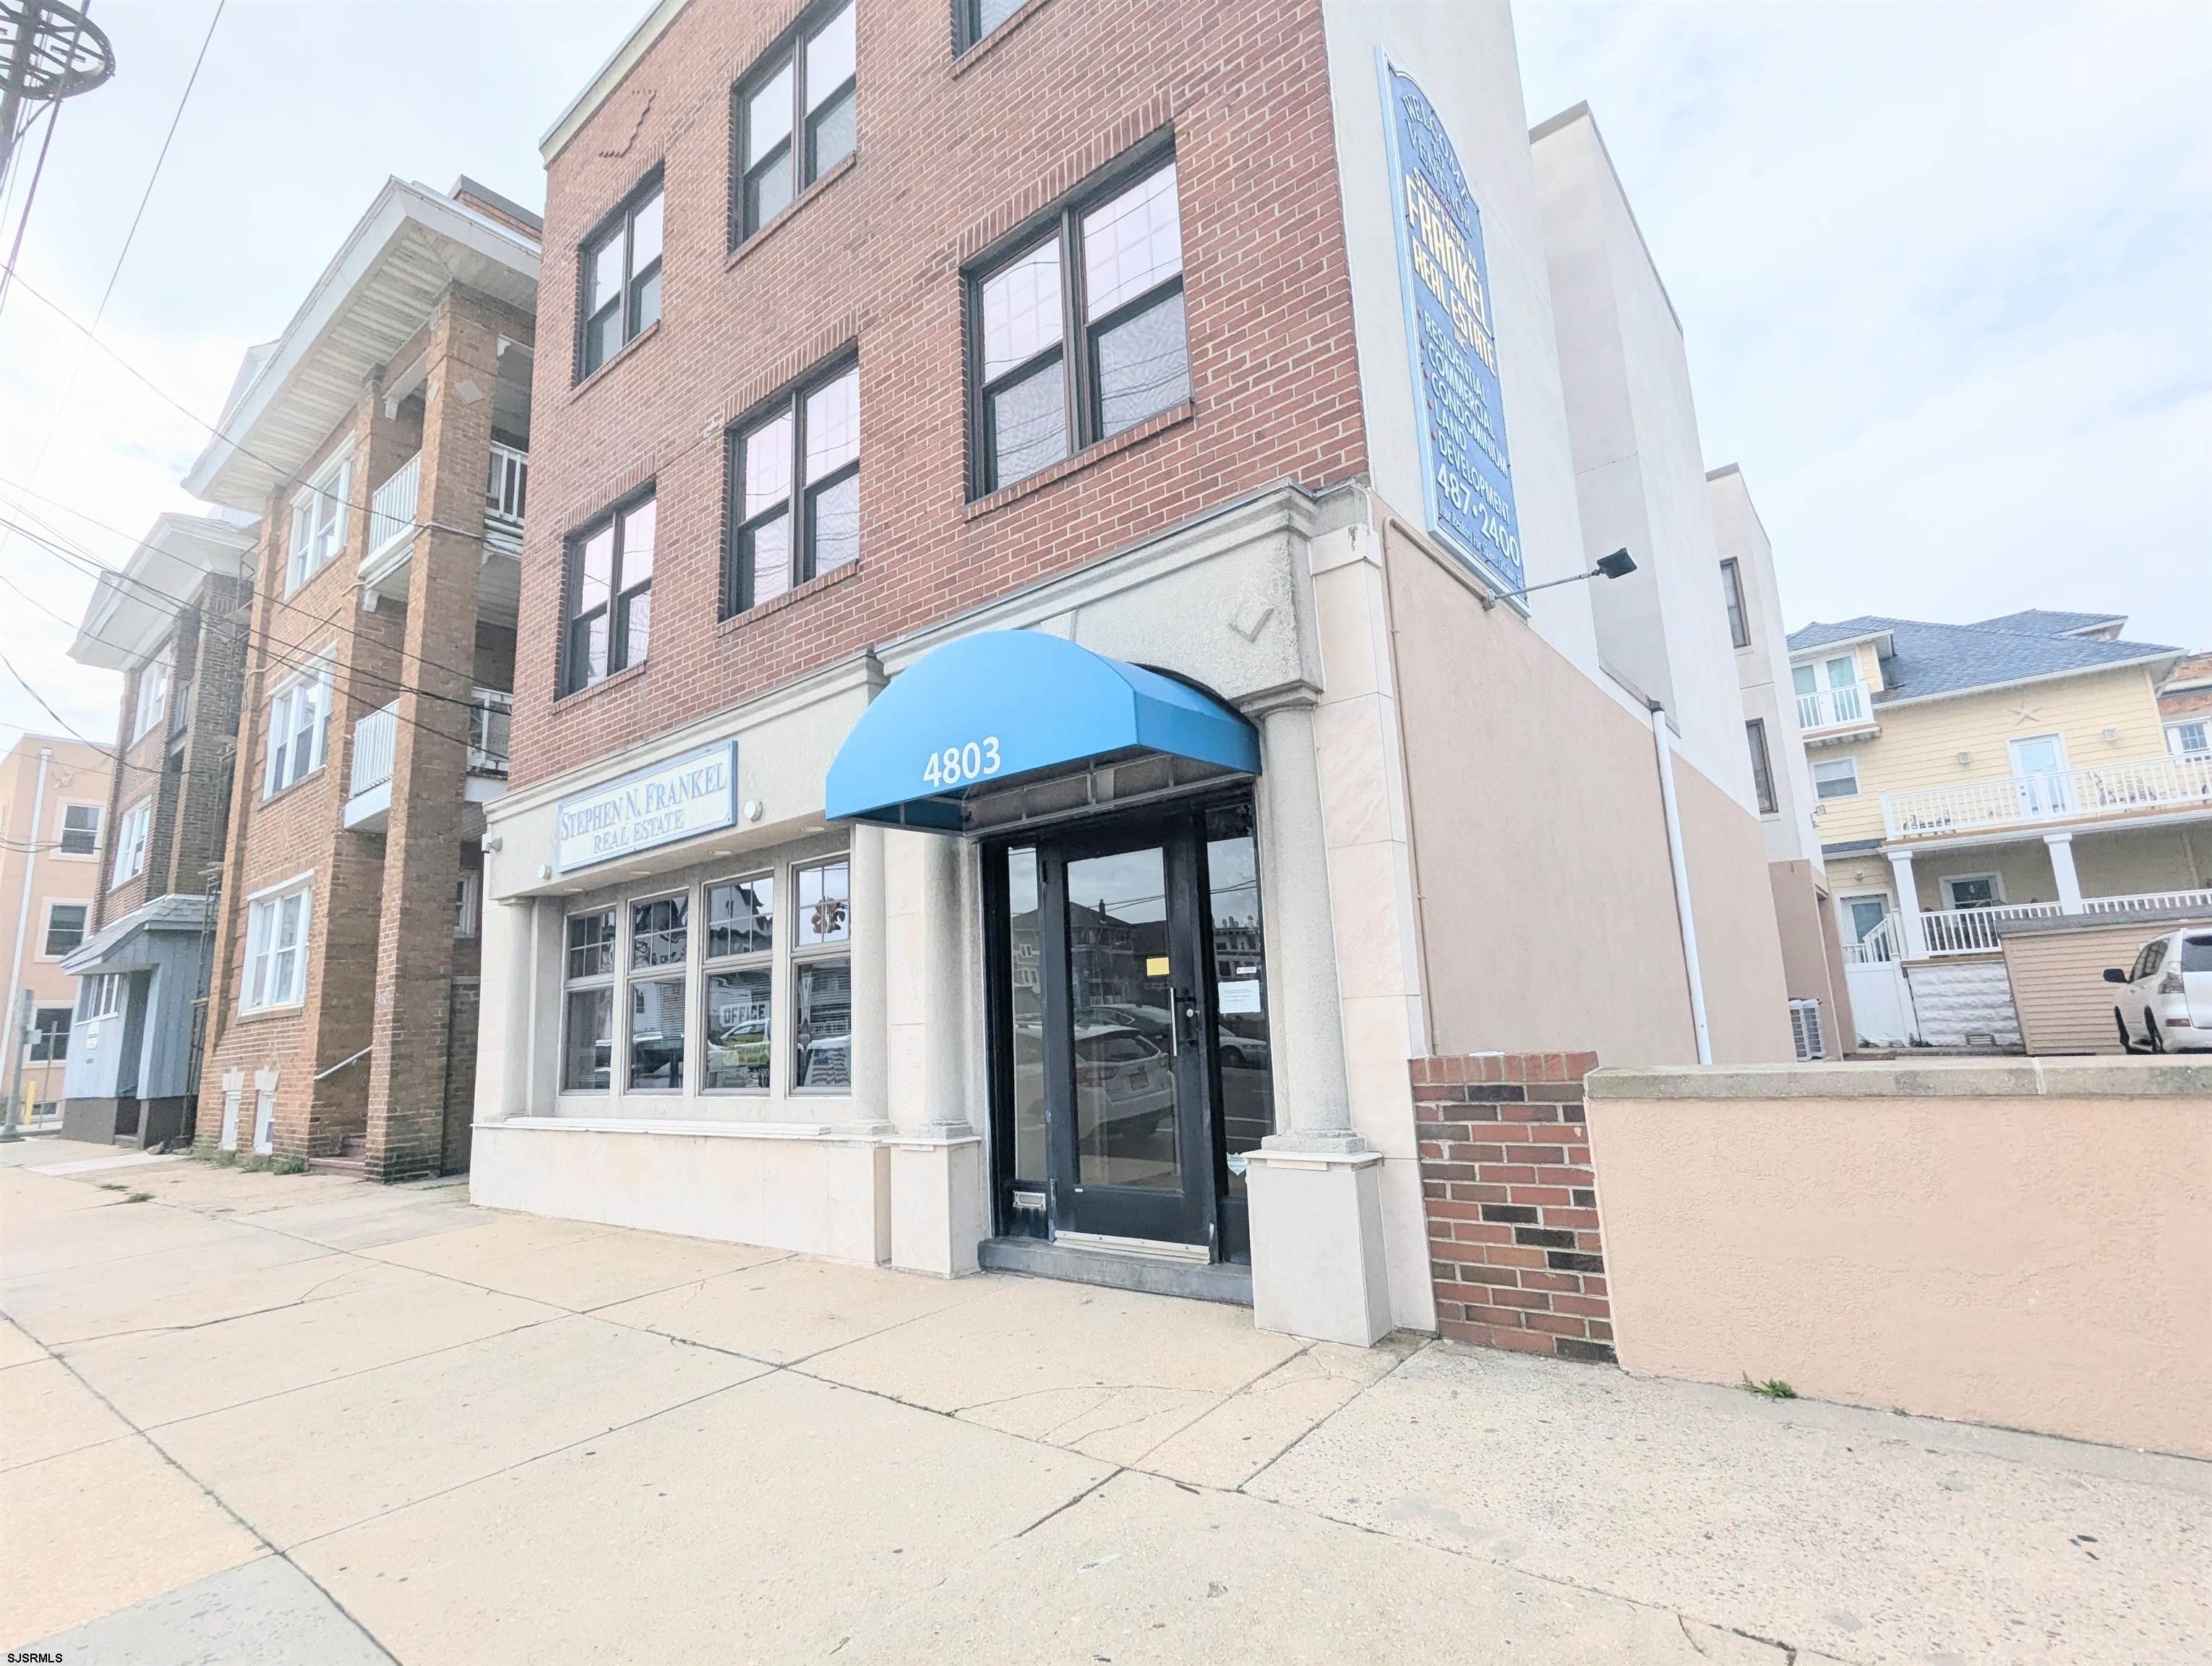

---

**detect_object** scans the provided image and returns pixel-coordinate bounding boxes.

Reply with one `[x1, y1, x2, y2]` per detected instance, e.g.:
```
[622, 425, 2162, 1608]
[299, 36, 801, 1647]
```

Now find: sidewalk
[4, 1137, 2205, 1663]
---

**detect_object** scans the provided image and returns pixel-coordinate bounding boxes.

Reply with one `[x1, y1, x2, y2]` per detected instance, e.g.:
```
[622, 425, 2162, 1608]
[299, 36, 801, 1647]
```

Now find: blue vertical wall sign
[1378, 51, 1524, 597]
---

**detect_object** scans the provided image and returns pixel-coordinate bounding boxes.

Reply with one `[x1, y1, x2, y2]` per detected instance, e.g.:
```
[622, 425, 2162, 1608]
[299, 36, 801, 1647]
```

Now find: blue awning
[825, 631, 1261, 831]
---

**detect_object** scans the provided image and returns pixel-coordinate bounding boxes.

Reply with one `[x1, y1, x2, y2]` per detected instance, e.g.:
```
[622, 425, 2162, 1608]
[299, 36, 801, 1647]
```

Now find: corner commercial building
[470, 0, 1796, 1347]
[181, 176, 539, 1176]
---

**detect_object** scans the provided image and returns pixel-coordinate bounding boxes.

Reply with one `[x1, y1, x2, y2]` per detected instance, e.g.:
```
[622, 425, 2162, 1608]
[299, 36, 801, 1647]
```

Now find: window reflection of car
[708, 1012, 770, 1079]
[1091, 1000, 1268, 1072]
[630, 1030, 683, 1085]
[1015, 1022, 1173, 1142]
[799, 1033, 852, 1087]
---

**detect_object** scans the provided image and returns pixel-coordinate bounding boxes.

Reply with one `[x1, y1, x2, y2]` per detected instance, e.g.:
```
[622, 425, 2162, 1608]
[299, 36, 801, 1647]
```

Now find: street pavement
[3, 1135, 2205, 1664]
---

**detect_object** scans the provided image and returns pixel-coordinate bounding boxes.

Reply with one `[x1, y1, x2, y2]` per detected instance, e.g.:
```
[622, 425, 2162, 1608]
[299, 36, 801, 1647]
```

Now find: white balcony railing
[1883, 752, 2212, 841]
[363, 452, 421, 571]
[1796, 681, 1869, 731]
[1841, 913, 1902, 965]
[484, 443, 528, 560]
[1919, 901, 2065, 956]
[351, 700, 399, 796]
[468, 688, 512, 775]
[1891, 889, 2212, 958]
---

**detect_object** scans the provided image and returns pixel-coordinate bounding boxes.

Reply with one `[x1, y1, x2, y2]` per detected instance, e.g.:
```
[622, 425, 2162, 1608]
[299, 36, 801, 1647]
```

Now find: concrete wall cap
[1584, 1058, 2212, 1101]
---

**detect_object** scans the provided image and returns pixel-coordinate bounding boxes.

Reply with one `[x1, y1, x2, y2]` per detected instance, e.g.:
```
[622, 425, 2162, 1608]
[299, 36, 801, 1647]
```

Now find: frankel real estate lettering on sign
[556, 742, 737, 872]
[1379, 53, 1524, 596]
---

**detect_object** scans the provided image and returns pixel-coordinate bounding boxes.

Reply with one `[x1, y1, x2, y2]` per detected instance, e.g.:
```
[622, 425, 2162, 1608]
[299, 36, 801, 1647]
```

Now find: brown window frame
[576, 168, 665, 382]
[721, 356, 861, 619]
[730, 0, 857, 248]
[560, 485, 657, 697]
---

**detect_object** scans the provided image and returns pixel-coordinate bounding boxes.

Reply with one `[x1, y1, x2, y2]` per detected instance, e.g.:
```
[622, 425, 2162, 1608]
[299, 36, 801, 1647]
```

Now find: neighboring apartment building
[2160, 651, 2212, 759]
[1706, 465, 1851, 1059]
[466, 0, 1793, 1353]
[1788, 610, 2204, 1046]
[181, 176, 538, 1178]
[1, 735, 111, 1124]
[56, 513, 258, 1146]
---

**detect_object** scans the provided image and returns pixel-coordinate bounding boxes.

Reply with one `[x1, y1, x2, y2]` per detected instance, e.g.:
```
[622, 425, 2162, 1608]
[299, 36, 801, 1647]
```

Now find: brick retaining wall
[1412, 1052, 1615, 1364]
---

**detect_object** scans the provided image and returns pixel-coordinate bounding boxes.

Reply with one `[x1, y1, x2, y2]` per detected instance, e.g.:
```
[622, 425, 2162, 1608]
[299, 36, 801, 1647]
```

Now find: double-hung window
[628, 893, 690, 1091]
[562, 491, 656, 695]
[110, 799, 150, 888]
[724, 361, 859, 615]
[264, 656, 332, 796]
[30, 1007, 72, 1062]
[579, 174, 664, 377]
[241, 879, 313, 1012]
[561, 908, 618, 1091]
[2169, 719, 2210, 758]
[59, 803, 100, 856]
[970, 150, 1188, 496]
[734, 1, 854, 243]
[288, 451, 351, 591]
[791, 857, 851, 1088]
[1720, 559, 1750, 649]
[704, 874, 774, 1090]
[1745, 719, 1778, 816]
[43, 903, 87, 958]
[133, 650, 171, 739]
[1811, 757, 1860, 800]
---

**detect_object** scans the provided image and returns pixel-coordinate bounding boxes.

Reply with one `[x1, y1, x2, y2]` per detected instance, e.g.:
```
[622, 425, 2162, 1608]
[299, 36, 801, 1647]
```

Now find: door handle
[1170, 988, 1203, 1055]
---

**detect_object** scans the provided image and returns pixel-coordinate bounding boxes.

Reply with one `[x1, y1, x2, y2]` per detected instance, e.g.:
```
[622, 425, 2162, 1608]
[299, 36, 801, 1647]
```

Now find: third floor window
[734, 1, 856, 244]
[969, 150, 1189, 497]
[724, 360, 859, 618]
[580, 174, 664, 378]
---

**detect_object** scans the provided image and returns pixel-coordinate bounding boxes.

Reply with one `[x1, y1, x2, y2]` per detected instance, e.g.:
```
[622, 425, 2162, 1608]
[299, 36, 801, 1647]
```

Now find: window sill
[953, 0, 1054, 75]
[569, 320, 664, 403]
[964, 400, 1194, 521]
[236, 999, 307, 1023]
[262, 764, 327, 807]
[716, 559, 861, 637]
[552, 658, 651, 713]
[107, 873, 146, 894]
[726, 153, 858, 273]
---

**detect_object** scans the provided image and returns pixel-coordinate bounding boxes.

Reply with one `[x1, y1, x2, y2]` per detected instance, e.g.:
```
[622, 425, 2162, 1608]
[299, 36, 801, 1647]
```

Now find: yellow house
[1786, 610, 2208, 1043]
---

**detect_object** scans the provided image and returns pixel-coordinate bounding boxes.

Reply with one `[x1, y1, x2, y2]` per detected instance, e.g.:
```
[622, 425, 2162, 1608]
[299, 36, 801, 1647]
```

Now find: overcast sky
[3, 0, 2206, 751]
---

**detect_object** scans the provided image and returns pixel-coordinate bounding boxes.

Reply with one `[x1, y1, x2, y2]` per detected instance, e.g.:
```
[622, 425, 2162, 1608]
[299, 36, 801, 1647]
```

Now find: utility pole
[0, 988, 29, 1140]
[0, 0, 116, 180]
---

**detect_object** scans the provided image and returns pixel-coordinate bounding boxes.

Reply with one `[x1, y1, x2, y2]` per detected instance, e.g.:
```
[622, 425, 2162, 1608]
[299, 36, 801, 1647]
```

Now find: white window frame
[1810, 757, 1859, 800]
[132, 649, 172, 740]
[40, 900, 90, 960]
[789, 854, 851, 1093]
[110, 798, 152, 888]
[624, 889, 692, 1094]
[56, 801, 102, 859]
[455, 871, 481, 939]
[560, 902, 620, 1095]
[701, 869, 776, 1095]
[29, 1005, 72, 1062]
[263, 652, 334, 798]
[240, 873, 315, 1014]
[1941, 872, 2005, 910]
[2166, 719, 2209, 757]
[77, 972, 124, 1022]
[287, 448, 353, 592]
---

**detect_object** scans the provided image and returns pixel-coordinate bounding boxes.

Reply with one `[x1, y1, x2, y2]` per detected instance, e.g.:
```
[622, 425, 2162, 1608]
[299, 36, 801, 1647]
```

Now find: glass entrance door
[987, 798, 1274, 1255]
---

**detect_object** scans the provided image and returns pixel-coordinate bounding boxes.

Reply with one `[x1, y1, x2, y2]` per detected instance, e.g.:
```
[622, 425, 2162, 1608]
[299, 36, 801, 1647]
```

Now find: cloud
[1512, 0, 2212, 644]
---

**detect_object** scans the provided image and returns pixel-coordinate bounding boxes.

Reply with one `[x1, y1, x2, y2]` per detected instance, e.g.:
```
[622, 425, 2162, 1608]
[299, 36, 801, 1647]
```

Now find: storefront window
[1206, 802, 1273, 1191]
[562, 907, 617, 1092]
[705, 875, 774, 1090]
[629, 894, 689, 1090]
[792, 857, 849, 1087]
[1004, 847, 1045, 1183]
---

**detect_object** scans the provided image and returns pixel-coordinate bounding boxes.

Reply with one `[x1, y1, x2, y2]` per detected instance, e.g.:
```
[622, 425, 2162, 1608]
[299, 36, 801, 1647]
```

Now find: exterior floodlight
[1482, 548, 1637, 609]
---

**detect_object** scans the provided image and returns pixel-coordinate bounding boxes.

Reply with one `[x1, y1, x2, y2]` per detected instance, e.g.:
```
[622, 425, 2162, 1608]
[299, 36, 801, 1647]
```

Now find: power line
[0, 98, 56, 321]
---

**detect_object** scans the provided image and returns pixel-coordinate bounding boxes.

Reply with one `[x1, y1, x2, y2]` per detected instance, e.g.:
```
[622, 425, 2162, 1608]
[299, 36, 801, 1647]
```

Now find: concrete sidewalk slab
[121, 1163, 367, 1213]
[596, 1248, 980, 1363]
[839, 1467, 1819, 1665]
[0, 1435, 264, 1645]
[20, 1556, 390, 1666]
[1137, 1335, 1420, 1490]
[61, 1259, 557, 1428]
[160, 1313, 769, 1548]
[3, 1231, 340, 1346]
[1249, 1342, 2212, 1665]
[1, 1167, 146, 1225]
[1, 1195, 250, 1276]
[289, 1369, 1110, 1665]
[0, 1357, 132, 1470]
[30, 1151, 184, 1177]
[363, 1211, 781, 1310]
[0, 1315, 45, 1370]
[0, 1137, 116, 1169]
[223, 1184, 480, 1252]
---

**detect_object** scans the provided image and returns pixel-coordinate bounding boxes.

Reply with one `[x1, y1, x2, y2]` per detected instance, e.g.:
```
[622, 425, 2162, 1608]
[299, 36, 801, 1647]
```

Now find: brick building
[56, 513, 258, 1146]
[471, 0, 1798, 1348]
[180, 176, 539, 1177]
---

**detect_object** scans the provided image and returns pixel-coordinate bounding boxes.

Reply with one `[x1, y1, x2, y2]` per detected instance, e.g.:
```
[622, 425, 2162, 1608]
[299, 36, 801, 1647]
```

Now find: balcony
[1796, 680, 1873, 735]
[362, 451, 421, 581]
[1871, 889, 2212, 960]
[359, 444, 528, 605]
[1882, 752, 2212, 842]
[485, 442, 527, 561]
[343, 688, 512, 830]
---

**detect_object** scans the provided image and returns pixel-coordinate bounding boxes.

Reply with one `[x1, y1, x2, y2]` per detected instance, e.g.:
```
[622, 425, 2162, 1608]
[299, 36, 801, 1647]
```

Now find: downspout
[1650, 705, 1712, 1064]
[6, 746, 54, 1045]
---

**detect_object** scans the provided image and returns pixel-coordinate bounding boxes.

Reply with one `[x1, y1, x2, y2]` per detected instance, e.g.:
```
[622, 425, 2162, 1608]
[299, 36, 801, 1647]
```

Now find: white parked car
[2105, 928, 2212, 1054]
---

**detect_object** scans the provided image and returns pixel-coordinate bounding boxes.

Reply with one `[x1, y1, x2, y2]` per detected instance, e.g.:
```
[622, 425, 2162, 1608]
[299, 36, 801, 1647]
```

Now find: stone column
[887, 829, 982, 1277]
[2045, 832, 2085, 915]
[846, 822, 888, 1130]
[1887, 849, 1927, 959]
[1243, 698, 1390, 1346]
[362, 291, 500, 1182]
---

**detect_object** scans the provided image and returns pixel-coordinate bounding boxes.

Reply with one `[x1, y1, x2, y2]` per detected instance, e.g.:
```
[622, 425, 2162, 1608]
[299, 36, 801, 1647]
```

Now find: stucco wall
[1585, 1059, 2212, 1458]
[1674, 758, 1795, 1063]
[1768, 859, 1851, 1052]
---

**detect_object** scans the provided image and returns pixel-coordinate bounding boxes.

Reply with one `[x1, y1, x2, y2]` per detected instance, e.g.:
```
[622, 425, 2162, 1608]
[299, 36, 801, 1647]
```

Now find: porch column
[887, 830, 982, 1277]
[1887, 849, 1928, 958]
[2045, 832, 2085, 915]
[1245, 699, 1390, 1346]
[846, 822, 888, 1129]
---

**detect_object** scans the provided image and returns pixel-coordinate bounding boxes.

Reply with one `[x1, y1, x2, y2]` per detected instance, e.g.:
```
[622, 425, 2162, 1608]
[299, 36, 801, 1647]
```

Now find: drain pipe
[1650, 704, 1712, 1065]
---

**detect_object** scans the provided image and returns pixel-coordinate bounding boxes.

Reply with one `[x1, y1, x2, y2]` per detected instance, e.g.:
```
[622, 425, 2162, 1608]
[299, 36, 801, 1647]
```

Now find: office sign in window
[1379, 54, 1523, 597]
[556, 741, 737, 873]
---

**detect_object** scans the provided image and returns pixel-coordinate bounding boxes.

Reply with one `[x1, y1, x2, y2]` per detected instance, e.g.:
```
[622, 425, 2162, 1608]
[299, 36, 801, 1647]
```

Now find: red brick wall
[1413, 1052, 1616, 1364]
[512, 0, 1365, 789]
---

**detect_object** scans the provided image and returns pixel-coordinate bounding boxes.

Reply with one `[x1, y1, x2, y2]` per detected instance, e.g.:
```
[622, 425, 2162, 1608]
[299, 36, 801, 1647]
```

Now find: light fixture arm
[1480, 548, 1636, 610]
